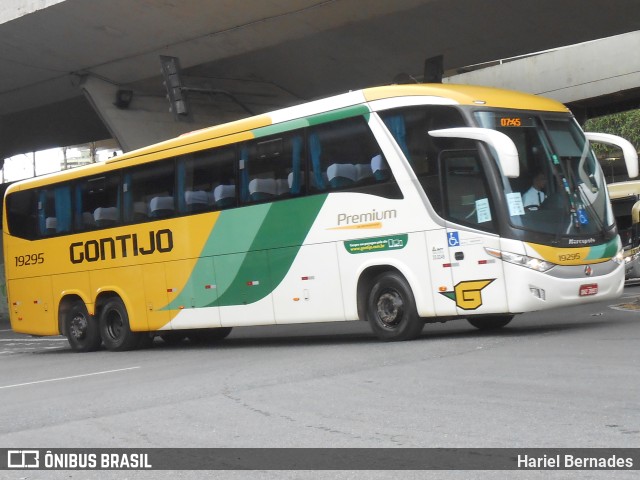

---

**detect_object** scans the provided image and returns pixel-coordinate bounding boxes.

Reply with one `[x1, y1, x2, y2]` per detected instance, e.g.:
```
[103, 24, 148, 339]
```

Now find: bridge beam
[447, 31, 640, 120]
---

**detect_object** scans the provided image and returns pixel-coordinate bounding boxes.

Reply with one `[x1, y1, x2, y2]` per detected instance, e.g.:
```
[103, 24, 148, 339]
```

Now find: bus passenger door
[444, 227, 508, 315]
[440, 151, 508, 315]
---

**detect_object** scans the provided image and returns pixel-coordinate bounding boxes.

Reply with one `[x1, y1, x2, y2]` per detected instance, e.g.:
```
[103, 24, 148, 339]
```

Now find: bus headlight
[485, 248, 555, 272]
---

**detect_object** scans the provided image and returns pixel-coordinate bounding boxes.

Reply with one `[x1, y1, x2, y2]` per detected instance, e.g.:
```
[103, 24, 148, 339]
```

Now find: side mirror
[584, 132, 639, 179]
[429, 127, 520, 178]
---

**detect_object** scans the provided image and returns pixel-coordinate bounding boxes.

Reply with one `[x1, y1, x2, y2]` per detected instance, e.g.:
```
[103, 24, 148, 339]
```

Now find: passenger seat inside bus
[184, 190, 209, 212]
[213, 184, 235, 208]
[94, 207, 119, 227]
[274, 179, 289, 197]
[327, 163, 357, 188]
[45, 216, 57, 234]
[371, 154, 391, 181]
[248, 178, 276, 201]
[149, 196, 175, 218]
[133, 202, 148, 221]
[82, 212, 96, 228]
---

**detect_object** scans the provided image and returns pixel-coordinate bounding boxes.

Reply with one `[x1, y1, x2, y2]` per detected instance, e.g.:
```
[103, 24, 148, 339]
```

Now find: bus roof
[5, 83, 569, 192]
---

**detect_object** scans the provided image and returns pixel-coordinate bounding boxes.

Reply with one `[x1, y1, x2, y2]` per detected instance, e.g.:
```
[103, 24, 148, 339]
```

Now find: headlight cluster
[485, 248, 555, 272]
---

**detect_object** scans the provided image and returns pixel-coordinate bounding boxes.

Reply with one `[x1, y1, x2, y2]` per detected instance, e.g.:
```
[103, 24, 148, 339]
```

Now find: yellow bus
[3, 84, 638, 352]
[600, 154, 640, 278]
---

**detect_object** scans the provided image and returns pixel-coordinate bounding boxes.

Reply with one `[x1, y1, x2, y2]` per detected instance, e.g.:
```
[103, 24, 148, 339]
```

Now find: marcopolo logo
[69, 229, 174, 264]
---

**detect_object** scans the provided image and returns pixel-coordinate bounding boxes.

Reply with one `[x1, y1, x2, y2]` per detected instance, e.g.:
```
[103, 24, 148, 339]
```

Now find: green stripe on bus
[163, 195, 327, 311]
[306, 105, 370, 126]
[253, 105, 370, 138]
[214, 194, 327, 307]
[585, 237, 619, 260]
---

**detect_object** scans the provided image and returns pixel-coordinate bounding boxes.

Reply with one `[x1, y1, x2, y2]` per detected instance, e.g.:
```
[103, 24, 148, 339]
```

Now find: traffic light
[160, 55, 189, 118]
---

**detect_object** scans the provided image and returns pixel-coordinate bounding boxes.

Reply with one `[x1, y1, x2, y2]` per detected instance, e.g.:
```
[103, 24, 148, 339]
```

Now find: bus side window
[381, 106, 467, 214]
[178, 146, 237, 213]
[208, 146, 238, 210]
[76, 175, 121, 230]
[308, 116, 383, 193]
[240, 131, 306, 205]
[36, 185, 72, 236]
[6, 190, 38, 240]
[123, 159, 175, 222]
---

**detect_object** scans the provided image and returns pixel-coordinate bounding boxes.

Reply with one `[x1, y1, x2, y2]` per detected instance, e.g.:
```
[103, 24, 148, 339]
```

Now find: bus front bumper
[502, 260, 625, 313]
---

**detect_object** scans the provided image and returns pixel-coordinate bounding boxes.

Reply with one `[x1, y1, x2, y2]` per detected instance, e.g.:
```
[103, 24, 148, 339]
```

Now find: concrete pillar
[80, 76, 251, 153]
[80, 76, 198, 152]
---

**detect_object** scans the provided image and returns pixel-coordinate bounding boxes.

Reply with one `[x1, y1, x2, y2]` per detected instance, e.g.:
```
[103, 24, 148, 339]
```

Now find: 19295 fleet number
[15, 253, 44, 267]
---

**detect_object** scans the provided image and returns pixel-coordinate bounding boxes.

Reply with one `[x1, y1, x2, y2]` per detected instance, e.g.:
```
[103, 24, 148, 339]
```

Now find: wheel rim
[105, 309, 124, 340]
[69, 313, 88, 341]
[375, 289, 404, 328]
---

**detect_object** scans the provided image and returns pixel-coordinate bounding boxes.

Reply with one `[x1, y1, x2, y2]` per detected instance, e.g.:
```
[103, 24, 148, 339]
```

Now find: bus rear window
[6, 190, 38, 240]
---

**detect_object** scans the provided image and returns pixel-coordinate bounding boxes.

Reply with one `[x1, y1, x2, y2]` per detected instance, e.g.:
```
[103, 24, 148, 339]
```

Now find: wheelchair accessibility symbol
[577, 208, 589, 225]
[447, 232, 460, 247]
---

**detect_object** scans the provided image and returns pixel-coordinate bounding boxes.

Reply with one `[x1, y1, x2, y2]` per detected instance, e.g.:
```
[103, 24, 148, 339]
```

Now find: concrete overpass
[447, 30, 640, 122]
[1, 0, 640, 160]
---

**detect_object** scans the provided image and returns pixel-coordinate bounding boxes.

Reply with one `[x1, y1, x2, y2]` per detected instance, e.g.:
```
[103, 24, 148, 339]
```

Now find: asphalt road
[0, 285, 639, 480]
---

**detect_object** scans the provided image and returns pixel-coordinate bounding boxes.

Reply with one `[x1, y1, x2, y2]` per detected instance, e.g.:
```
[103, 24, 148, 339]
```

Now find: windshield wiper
[557, 154, 604, 233]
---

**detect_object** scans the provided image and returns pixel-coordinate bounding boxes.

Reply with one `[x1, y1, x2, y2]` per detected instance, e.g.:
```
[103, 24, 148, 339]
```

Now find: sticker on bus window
[476, 198, 491, 223]
[506, 192, 525, 216]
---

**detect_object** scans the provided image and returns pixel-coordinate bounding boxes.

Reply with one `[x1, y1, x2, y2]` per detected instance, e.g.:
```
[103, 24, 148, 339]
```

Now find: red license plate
[579, 283, 598, 296]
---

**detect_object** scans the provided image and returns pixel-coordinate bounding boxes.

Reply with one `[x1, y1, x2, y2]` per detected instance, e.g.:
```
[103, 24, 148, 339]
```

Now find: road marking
[0, 338, 67, 342]
[0, 366, 141, 390]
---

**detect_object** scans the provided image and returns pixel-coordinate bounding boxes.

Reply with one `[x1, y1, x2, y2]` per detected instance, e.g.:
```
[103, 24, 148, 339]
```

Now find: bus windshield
[475, 111, 615, 238]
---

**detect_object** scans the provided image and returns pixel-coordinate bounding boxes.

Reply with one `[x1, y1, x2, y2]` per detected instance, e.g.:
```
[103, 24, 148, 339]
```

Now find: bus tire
[66, 301, 102, 352]
[99, 297, 141, 351]
[187, 327, 232, 344]
[366, 272, 423, 341]
[467, 315, 513, 331]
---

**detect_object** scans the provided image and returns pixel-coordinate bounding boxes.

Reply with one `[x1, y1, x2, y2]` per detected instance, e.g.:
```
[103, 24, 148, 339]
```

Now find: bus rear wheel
[66, 301, 102, 352]
[99, 297, 141, 351]
[467, 315, 513, 331]
[366, 272, 423, 341]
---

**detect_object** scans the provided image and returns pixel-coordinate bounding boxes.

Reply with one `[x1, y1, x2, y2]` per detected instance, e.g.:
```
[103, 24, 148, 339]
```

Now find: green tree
[583, 109, 640, 156]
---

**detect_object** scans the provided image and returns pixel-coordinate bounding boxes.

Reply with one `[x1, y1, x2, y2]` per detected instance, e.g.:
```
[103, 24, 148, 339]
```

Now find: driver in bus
[522, 170, 547, 211]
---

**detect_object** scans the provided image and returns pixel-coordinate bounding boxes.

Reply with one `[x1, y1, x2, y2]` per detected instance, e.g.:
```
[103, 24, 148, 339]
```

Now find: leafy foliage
[584, 110, 640, 156]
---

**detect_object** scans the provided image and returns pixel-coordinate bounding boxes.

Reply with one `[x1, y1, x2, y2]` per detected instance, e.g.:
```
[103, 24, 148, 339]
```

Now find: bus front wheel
[467, 315, 513, 331]
[99, 297, 141, 351]
[366, 272, 423, 341]
[65, 301, 102, 352]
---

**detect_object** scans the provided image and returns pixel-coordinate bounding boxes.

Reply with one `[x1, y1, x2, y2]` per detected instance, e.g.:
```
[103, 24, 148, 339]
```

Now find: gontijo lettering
[69, 229, 173, 264]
